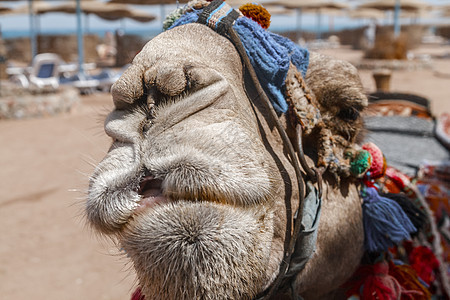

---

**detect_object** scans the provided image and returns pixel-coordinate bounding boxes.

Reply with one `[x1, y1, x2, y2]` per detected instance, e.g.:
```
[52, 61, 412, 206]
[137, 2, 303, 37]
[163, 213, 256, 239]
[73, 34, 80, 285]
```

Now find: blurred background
[0, 1, 449, 299]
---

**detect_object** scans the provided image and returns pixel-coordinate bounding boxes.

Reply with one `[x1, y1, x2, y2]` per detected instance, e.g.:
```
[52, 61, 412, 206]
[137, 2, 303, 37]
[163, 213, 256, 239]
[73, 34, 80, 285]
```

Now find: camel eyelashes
[142, 103, 155, 134]
[338, 107, 360, 121]
[184, 70, 193, 91]
[141, 117, 153, 134]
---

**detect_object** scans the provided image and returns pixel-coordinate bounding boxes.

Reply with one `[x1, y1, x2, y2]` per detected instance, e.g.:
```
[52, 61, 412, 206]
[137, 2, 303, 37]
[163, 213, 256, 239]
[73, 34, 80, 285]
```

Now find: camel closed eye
[141, 115, 153, 135]
[338, 106, 360, 121]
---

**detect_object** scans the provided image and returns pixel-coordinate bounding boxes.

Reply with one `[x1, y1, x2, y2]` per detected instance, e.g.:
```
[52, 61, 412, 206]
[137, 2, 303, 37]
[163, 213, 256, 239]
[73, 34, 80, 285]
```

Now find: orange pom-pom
[239, 3, 271, 29]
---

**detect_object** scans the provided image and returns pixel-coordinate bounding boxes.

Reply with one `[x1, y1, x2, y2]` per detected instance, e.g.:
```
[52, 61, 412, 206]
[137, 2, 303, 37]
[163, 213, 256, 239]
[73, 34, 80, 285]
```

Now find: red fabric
[345, 261, 401, 300]
[409, 246, 440, 285]
[388, 261, 431, 300]
[385, 167, 410, 191]
[131, 287, 145, 300]
[416, 161, 450, 264]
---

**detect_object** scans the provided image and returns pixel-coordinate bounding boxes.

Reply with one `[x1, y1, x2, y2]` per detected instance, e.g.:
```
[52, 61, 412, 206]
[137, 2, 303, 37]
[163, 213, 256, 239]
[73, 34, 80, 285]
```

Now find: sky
[1, 0, 450, 38]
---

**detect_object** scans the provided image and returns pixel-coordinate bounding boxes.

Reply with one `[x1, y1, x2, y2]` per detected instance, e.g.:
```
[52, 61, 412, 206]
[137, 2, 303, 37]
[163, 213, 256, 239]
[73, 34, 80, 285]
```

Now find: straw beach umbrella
[349, 7, 386, 21]
[7, 0, 155, 74]
[439, 4, 450, 18]
[40, 1, 156, 72]
[107, 0, 189, 29]
[39, 2, 156, 23]
[0, 4, 12, 14]
[0, 0, 52, 60]
[357, 0, 429, 12]
[265, 0, 349, 39]
[357, 0, 430, 37]
[108, 0, 188, 4]
[2, 0, 95, 73]
[226, 0, 294, 16]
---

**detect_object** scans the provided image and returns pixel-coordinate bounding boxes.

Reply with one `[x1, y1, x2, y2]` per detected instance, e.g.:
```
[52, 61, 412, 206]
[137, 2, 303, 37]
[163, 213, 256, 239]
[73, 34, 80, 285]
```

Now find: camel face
[87, 24, 284, 299]
[87, 22, 365, 300]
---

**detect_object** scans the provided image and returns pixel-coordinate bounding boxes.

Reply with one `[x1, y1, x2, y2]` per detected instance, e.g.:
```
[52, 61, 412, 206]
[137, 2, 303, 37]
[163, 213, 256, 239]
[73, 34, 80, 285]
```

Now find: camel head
[86, 3, 367, 299]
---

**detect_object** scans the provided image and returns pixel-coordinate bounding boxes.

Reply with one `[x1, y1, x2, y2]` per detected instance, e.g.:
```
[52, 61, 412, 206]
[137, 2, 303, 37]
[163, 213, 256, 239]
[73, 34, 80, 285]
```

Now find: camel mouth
[135, 170, 169, 213]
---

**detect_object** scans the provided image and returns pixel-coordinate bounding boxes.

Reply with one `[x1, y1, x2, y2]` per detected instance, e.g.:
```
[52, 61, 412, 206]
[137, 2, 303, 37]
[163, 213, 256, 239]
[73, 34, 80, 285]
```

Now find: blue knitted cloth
[169, 7, 309, 114]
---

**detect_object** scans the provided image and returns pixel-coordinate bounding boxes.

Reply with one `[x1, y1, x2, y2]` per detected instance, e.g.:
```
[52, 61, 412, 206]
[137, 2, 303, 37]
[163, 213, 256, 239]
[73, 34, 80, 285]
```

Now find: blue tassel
[362, 187, 417, 253]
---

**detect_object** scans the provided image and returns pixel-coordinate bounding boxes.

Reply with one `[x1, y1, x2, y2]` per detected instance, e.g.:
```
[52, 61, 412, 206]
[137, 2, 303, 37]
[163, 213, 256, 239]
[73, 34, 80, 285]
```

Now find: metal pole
[84, 14, 90, 34]
[160, 4, 165, 30]
[316, 10, 322, 40]
[296, 8, 302, 42]
[394, 0, 401, 37]
[28, 0, 37, 60]
[76, 0, 84, 75]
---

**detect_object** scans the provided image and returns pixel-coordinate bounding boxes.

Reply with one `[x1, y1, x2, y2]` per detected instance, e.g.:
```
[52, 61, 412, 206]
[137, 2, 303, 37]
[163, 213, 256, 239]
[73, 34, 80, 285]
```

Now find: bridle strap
[227, 28, 312, 300]
[295, 124, 323, 200]
[196, 1, 321, 298]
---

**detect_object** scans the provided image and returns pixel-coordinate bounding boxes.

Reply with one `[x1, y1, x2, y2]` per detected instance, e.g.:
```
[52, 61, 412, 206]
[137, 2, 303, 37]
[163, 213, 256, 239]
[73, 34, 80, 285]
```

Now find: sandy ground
[0, 94, 135, 300]
[0, 45, 449, 300]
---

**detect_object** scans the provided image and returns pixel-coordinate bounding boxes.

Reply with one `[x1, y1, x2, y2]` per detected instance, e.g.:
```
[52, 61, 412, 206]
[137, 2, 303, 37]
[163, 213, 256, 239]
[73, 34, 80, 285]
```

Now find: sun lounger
[8, 53, 61, 92]
[28, 53, 61, 91]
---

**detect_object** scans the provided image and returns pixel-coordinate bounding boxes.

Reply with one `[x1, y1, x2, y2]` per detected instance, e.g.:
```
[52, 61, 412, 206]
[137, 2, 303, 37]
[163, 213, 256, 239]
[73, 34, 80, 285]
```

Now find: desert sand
[0, 44, 449, 300]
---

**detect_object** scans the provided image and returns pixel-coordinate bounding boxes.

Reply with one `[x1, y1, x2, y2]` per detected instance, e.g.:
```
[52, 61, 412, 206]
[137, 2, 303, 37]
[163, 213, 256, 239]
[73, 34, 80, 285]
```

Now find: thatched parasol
[349, 7, 386, 20]
[38, 2, 156, 23]
[439, 5, 450, 18]
[357, 0, 429, 12]
[265, 0, 349, 39]
[1, 0, 97, 72]
[225, 0, 295, 20]
[107, 0, 190, 30]
[108, 0, 188, 4]
[357, 0, 431, 36]
[0, 0, 58, 59]
[0, 4, 12, 15]
[4, 0, 155, 74]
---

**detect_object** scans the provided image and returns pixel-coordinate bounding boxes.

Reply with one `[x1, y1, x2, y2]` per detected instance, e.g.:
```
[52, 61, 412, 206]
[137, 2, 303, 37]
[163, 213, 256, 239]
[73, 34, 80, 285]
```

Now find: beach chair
[28, 53, 61, 91]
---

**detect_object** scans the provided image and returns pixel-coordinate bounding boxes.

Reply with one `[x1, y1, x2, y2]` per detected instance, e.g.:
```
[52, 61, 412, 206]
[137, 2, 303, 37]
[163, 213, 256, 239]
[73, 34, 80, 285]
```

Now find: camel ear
[111, 63, 146, 110]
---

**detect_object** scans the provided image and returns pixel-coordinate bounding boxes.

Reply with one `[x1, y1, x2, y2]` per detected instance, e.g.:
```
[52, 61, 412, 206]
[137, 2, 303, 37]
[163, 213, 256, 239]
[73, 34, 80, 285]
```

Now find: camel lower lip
[135, 194, 169, 213]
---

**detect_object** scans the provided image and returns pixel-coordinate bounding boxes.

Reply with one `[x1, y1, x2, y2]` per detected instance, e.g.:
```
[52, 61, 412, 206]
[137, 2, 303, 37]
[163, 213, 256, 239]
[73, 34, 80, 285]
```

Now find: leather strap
[197, 1, 322, 298]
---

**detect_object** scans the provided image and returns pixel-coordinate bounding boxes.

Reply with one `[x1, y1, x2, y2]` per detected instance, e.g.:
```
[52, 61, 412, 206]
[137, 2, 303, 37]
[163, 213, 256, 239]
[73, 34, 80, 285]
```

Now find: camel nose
[145, 63, 187, 97]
